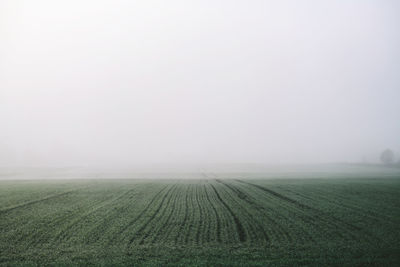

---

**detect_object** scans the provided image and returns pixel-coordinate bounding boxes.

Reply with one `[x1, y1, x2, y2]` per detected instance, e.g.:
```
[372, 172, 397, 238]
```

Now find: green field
[1, 176, 399, 266]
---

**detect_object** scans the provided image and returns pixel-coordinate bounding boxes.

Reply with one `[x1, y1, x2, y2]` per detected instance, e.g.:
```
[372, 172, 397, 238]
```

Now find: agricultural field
[0, 175, 399, 266]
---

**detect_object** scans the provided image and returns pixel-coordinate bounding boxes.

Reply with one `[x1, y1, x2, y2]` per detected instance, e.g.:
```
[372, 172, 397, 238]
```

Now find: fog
[1, 0, 400, 168]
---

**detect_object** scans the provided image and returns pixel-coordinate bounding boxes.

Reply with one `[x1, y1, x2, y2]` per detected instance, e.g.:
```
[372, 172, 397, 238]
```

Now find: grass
[0, 175, 399, 266]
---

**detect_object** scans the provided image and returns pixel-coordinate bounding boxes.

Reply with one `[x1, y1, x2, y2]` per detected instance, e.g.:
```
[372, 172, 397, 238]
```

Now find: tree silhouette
[380, 149, 395, 165]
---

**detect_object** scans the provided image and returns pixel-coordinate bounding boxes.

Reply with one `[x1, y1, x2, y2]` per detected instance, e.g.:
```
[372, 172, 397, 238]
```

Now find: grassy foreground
[0, 176, 399, 266]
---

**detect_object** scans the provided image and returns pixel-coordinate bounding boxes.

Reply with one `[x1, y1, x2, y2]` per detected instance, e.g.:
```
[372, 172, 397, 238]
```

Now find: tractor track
[210, 184, 247, 243]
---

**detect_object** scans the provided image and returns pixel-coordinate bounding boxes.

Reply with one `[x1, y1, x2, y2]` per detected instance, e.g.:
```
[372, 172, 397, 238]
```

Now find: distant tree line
[380, 149, 399, 166]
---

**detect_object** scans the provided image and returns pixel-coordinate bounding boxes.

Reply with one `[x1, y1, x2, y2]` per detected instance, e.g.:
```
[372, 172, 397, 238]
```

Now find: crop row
[1, 177, 397, 251]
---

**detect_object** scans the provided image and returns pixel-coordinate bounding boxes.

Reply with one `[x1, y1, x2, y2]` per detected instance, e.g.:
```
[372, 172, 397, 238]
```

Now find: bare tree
[380, 149, 395, 165]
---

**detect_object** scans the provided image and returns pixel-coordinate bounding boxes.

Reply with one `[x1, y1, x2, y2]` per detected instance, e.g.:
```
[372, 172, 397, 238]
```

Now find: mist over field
[1, 2, 400, 266]
[1, 0, 400, 168]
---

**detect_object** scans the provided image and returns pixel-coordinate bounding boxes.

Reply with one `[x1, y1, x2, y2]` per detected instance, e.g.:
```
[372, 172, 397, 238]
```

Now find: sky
[0, 0, 399, 167]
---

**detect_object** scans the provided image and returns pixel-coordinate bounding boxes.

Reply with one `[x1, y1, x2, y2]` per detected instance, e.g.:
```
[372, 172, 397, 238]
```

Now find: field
[1, 174, 399, 266]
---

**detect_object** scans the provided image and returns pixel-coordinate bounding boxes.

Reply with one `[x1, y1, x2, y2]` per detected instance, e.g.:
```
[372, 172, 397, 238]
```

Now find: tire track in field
[299, 186, 398, 225]
[13, 202, 81, 246]
[281, 186, 396, 244]
[226, 179, 319, 245]
[204, 184, 222, 243]
[83, 189, 142, 244]
[0, 190, 78, 215]
[0, 189, 86, 246]
[236, 180, 314, 210]
[215, 179, 273, 245]
[235, 179, 374, 243]
[208, 176, 292, 244]
[107, 185, 169, 246]
[129, 184, 177, 245]
[233, 180, 333, 242]
[218, 179, 319, 244]
[236, 180, 362, 229]
[210, 184, 247, 243]
[214, 182, 263, 245]
[53, 188, 135, 243]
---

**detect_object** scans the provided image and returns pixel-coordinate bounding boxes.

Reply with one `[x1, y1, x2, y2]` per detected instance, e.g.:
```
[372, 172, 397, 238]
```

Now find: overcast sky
[0, 0, 399, 167]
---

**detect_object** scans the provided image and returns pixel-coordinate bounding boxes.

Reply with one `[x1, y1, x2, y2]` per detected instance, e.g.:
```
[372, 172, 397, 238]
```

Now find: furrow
[204, 184, 222, 243]
[107, 185, 169, 246]
[0, 190, 77, 215]
[173, 184, 190, 245]
[194, 185, 204, 245]
[150, 183, 181, 244]
[184, 185, 196, 244]
[130, 184, 177, 245]
[215, 179, 270, 245]
[55, 187, 134, 243]
[210, 184, 247, 243]
[160, 184, 186, 245]
[202, 184, 212, 244]
[236, 179, 372, 243]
